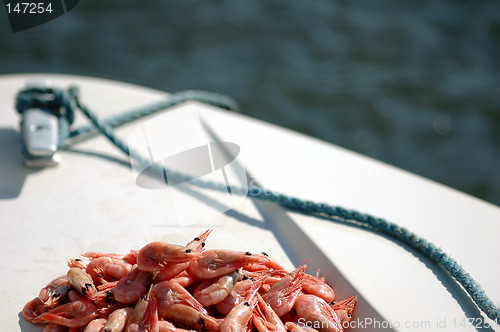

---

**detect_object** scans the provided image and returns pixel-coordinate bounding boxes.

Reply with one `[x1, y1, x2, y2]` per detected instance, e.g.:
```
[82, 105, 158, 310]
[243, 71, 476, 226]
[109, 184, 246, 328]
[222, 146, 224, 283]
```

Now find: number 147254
[6, 2, 53, 14]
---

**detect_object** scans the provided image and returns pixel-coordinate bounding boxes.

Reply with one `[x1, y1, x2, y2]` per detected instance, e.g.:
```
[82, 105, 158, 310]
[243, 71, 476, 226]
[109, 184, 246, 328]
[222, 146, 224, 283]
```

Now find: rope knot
[16, 87, 76, 125]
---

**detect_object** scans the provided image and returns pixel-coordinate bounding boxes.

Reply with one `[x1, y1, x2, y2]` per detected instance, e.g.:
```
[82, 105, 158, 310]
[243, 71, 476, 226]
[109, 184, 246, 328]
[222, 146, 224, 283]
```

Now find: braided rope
[15, 85, 500, 324]
[68, 89, 239, 141]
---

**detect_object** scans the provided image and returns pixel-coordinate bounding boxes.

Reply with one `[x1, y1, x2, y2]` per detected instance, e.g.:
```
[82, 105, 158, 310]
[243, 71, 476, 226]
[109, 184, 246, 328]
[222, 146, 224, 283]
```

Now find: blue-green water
[1, 0, 499, 205]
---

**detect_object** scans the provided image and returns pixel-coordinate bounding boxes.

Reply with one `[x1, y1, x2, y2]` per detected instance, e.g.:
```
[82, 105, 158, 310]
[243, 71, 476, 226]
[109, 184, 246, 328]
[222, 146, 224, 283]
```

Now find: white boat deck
[0, 74, 498, 331]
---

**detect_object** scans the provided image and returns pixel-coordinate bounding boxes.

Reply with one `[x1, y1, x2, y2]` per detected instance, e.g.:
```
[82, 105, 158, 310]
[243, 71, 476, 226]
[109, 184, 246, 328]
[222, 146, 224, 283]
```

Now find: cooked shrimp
[193, 271, 239, 306]
[39, 276, 72, 308]
[156, 230, 212, 281]
[137, 241, 200, 272]
[67, 289, 90, 303]
[90, 280, 118, 307]
[123, 250, 139, 265]
[219, 299, 257, 332]
[67, 267, 97, 297]
[86, 257, 133, 285]
[331, 296, 357, 324]
[302, 273, 335, 304]
[23, 297, 46, 323]
[186, 229, 212, 252]
[113, 267, 155, 304]
[252, 293, 287, 332]
[155, 280, 218, 329]
[154, 280, 207, 314]
[215, 273, 266, 315]
[125, 288, 158, 332]
[187, 249, 273, 279]
[157, 303, 219, 331]
[67, 257, 87, 270]
[81, 252, 125, 260]
[127, 294, 149, 327]
[102, 307, 133, 332]
[261, 264, 306, 317]
[294, 294, 342, 332]
[168, 270, 198, 288]
[83, 318, 107, 332]
[37, 300, 98, 328]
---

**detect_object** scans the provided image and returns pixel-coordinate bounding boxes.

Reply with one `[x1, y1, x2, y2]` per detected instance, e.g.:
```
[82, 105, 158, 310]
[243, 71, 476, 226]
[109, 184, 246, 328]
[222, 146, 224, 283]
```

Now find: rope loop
[16, 87, 76, 125]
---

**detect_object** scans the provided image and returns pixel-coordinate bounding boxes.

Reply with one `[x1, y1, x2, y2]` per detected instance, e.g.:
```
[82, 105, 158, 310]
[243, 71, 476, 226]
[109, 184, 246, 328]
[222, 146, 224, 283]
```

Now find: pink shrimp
[137, 242, 200, 272]
[86, 256, 133, 285]
[23, 297, 47, 323]
[102, 307, 134, 332]
[125, 288, 158, 332]
[215, 274, 266, 316]
[156, 230, 212, 281]
[39, 276, 72, 308]
[187, 249, 274, 279]
[37, 300, 98, 328]
[68, 257, 87, 270]
[261, 264, 307, 317]
[331, 296, 357, 324]
[301, 273, 335, 304]
[157, 303, 219, 331]
[89, 280, 118, 308]
[193, 271, 239, 306]
[219, 295, 258, 332]
[81, 252, 125, 260]
[185, 229, 212, 252]
[83, 318, 107, 332]
[294, 294, 342, 332]
[67, 267, 97, 298]
[154, 280, 207, 314]
[67, 289, 91, 303]
[112, 267, 155, 304]
[123, 250, 139, 265]
[168, 270, 198, 288]
[252, 293, 287, 332]
[155, 280, 218, 330]
[127, 293, 150, 327]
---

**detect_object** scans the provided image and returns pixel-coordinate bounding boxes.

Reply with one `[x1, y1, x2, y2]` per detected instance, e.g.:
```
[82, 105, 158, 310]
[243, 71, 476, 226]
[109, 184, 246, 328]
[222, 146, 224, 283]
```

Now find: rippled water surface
[1, 0, 499, 205]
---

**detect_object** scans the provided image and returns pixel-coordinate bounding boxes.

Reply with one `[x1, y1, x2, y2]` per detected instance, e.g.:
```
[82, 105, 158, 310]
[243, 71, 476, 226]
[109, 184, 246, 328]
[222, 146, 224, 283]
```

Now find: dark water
[1, 0, 499, 205]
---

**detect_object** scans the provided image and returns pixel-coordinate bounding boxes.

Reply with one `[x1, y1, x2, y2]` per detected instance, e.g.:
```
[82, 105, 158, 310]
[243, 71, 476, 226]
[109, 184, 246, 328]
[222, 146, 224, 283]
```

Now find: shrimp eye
[185, 249, 193, 253]
[201, 241, 206, 247]
[105, 291, 114, 303]
[244, 301, 250, 306]
[198, 317, 205, 326]
[347, 313, 352, 318]
[242, 274, 249, 280]
[330, 301, 336, 305]
[194, 237, 201, 241]
[245, 251, 252, 256]
[261, 251, 268, 256]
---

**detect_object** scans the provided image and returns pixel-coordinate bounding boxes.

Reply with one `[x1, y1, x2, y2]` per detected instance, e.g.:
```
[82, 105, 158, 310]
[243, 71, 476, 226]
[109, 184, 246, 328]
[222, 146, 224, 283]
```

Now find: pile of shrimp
[23, 230, 356, 332]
